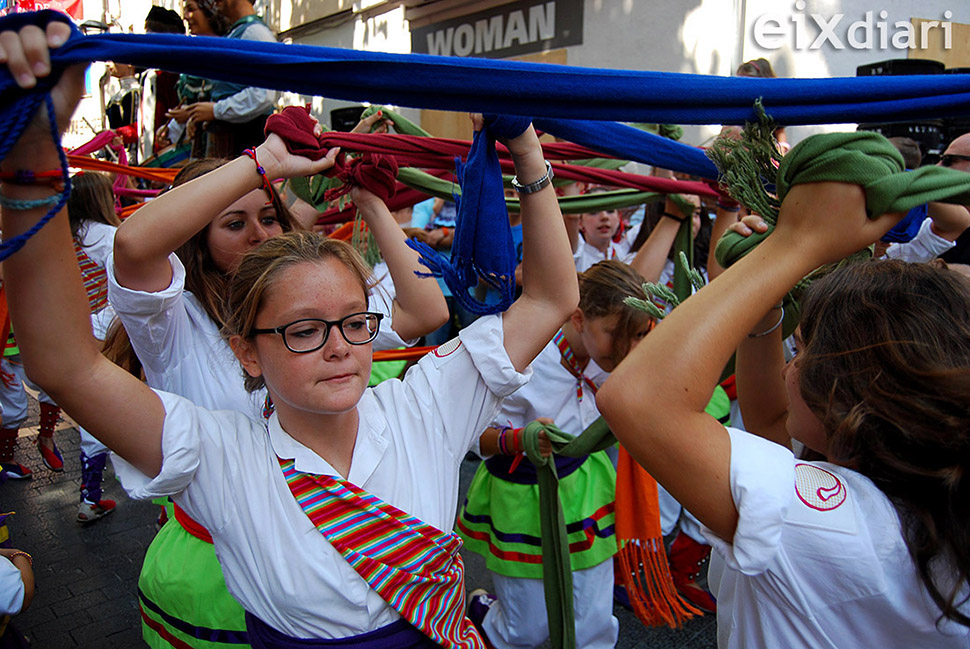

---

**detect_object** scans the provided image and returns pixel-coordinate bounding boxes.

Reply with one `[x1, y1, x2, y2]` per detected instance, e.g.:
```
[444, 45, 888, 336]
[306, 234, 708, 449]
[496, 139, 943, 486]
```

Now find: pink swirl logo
[794, 463, 847, 511]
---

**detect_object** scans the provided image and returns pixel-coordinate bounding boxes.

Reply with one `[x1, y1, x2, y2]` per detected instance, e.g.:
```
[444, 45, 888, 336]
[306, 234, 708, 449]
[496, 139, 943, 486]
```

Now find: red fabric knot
[323, 153, 399, 203]
[264, 105, 329, 160]
[264, 105, 398, 202]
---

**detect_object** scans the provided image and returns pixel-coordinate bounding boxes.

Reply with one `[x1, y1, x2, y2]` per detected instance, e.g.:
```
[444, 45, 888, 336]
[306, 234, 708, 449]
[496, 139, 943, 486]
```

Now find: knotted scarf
[519, 416, 698, 649]
[405, 115, 528, 315]
[265, 106, 399, 203]
[712, 127, 970, 336]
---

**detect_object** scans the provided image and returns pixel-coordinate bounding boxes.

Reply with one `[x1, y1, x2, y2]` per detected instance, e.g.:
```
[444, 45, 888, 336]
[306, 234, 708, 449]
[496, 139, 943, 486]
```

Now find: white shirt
[113, 315, 531, 639]
[705, 428, 970, 649]
[213, 21, 277, 123]
[107, 253, 412, 420]
[884, 218, 955, 263]
[573, 240, 633, 273]
[490, 336, 607, 434]
[0, 558, 25, 616]
[76, 220, 116, 268]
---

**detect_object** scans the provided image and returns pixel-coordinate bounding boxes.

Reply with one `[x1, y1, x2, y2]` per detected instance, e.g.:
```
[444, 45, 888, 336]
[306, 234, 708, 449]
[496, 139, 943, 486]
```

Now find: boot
[37, 402, 63, 471]
[78, 451, 115, 524]
[0, 426, 31, 480]
[667, 531, 717, 613]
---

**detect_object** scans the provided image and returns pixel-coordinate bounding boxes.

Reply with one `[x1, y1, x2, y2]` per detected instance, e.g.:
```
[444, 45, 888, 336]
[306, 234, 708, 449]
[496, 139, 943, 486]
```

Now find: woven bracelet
[0, 192, 61, 211]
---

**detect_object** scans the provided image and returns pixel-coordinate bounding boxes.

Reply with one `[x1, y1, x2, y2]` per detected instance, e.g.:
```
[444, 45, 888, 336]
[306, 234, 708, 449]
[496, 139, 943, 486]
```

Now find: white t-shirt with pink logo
[704, 427, 969, 649]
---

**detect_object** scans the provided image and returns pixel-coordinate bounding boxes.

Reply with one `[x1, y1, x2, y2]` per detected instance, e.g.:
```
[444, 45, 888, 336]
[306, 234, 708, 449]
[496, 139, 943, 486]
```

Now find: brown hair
[68, 172, 121, 240]
[170, 158, 300, 329]
[100, 318, 143, 379]
[889, 136, 923, 170]
[223, 231, 375, 393]
[737, 58, 776, 78]
[797, 260, 970, 627]
[578, 260, 654, 367]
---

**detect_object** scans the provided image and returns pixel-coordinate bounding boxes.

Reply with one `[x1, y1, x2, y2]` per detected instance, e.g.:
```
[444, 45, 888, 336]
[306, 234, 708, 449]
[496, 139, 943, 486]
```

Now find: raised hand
[0, 21, 86, 168]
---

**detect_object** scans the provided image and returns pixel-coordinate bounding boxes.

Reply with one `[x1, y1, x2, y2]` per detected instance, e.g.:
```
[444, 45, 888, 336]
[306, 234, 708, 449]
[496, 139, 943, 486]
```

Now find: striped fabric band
[276, 457, 485, 649]
[74, 243, 108, 313]
[552, 329, 598, 401]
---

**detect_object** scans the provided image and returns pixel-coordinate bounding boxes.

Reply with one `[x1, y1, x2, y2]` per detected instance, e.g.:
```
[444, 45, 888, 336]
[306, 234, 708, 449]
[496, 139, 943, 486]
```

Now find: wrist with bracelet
[0, 167, 69, 211]
[511, 160, 554, 195]
[496, 426, 524, 455]
[748, 303, 785, 338]
[7, 551, 32, 567]
[242, 148, 274, 205]
[662, 210, 686, 222]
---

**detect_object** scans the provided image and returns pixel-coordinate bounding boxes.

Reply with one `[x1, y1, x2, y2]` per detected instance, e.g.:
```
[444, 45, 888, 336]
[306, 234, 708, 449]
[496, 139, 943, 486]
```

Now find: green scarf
[520, 417, 616, 649]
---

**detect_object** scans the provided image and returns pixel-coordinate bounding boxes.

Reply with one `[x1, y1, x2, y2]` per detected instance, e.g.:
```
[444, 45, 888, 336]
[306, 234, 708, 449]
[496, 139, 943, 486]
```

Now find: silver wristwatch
[511, 160, 554, 194]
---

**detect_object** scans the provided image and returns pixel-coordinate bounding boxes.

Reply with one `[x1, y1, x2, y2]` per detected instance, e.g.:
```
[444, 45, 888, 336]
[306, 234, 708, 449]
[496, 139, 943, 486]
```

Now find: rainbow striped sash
[277, 457, 485, 649]
[74, 243, 108, 313]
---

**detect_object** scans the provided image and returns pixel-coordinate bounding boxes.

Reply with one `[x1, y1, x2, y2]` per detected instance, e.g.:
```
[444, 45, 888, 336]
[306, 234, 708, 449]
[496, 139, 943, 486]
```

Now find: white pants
[483, 560, 618, 649]
[0, 355, 56, 428]
[79, 428, 108, 457]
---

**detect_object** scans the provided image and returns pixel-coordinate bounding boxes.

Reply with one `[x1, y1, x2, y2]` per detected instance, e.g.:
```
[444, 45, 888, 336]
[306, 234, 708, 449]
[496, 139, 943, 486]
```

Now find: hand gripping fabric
[520, 417, 700, 644]
[265, 106, 399, 203]
[715, 131, 970, 269]
[0, 12, 75, 262]
[405, 115, 528, 315]
[712, 130, 970, 336]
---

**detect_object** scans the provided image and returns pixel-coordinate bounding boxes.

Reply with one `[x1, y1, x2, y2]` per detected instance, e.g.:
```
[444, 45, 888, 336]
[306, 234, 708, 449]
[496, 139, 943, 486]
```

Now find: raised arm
[113, 126, 336, 293]
[596, 182, 902, 540]
[0, 22, 165, 476]
[500, 125, 580, 372]
[724, 215, 791, 448]
[927, 202, 970, 241]
[559, 181, 585, 254]
[351, 188, 449, 341]
[628, 196, 690, 284]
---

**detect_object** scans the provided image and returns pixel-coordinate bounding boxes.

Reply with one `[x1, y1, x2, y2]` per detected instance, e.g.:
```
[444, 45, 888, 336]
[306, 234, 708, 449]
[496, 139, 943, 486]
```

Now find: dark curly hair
[797, 260, 970, 628]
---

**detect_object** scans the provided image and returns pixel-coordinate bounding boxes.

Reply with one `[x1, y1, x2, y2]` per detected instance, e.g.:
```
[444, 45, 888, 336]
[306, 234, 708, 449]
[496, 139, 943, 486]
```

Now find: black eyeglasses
[940, 154, 970, 168]
[251, 312, 383, 353]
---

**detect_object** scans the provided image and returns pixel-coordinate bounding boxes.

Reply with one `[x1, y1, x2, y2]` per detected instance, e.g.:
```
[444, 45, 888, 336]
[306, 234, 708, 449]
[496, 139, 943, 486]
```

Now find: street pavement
[2, 406, 716, 648]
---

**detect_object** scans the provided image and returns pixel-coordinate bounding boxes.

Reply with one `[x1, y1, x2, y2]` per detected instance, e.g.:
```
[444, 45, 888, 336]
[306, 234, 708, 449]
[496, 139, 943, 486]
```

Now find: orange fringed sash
[614, 445, 701, 627]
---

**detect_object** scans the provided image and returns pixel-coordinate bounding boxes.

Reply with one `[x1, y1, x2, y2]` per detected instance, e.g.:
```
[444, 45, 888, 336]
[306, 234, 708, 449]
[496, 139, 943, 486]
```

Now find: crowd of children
[0, 13, 967, 649]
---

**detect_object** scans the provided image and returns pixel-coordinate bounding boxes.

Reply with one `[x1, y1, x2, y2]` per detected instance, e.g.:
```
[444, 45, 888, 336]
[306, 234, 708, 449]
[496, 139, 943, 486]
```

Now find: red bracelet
[0, 169, 63, 186]
[242, 148, 274, 205]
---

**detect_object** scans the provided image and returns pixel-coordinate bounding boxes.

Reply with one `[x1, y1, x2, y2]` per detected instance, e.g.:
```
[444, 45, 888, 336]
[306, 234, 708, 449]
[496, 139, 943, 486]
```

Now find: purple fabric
[484, 453, 588, 485]
[244, 614, 442, 649]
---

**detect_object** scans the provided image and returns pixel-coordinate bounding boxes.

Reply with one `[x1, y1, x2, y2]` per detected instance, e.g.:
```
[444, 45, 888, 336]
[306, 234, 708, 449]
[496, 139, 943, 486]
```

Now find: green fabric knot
[714, 129, 970, 270]
[519, 417, 615, 649]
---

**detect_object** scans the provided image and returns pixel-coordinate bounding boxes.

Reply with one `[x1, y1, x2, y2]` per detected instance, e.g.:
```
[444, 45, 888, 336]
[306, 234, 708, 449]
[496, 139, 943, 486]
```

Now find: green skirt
[139, 517, 250, 649]
[457, 451, 617, 580]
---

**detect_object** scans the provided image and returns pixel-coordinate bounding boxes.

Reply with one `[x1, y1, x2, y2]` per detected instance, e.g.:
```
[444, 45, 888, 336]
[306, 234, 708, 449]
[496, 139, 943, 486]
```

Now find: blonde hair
[223, 231, 374, 393]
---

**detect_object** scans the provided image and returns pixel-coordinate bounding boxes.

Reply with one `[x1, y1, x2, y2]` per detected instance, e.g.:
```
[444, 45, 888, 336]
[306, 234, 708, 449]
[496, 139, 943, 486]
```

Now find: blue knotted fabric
[405, 115, 528, 315]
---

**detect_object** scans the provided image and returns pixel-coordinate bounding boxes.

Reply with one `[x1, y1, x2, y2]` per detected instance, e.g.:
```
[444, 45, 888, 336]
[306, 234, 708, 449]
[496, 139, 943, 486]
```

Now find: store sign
[412, 0, 583, 58]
